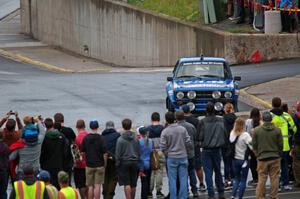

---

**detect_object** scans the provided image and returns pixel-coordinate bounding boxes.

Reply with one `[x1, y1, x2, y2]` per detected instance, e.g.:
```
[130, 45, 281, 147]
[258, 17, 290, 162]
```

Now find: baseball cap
[262, 112, 273, 122]
[137, 126, 148, 135]
[37, 170, 51, 181]
[181, 105, 190, 113]
[90, 120, 99, 130]
[105, 121, 115, 129]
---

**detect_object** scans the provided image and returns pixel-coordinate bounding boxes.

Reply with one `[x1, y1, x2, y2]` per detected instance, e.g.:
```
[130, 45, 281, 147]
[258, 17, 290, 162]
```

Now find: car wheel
[166, 97, 175, 112]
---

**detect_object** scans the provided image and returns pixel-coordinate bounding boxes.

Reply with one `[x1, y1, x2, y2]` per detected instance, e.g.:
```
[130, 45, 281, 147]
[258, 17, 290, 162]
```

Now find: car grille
[175, 91, 226, 100]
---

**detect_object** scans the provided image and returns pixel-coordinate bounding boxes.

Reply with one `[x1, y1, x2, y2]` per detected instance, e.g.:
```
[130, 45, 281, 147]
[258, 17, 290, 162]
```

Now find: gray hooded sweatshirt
[115, 131, 140, 167]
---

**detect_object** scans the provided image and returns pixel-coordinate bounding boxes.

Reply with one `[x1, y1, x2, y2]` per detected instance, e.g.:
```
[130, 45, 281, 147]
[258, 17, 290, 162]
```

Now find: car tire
[166, 97, 175, 112]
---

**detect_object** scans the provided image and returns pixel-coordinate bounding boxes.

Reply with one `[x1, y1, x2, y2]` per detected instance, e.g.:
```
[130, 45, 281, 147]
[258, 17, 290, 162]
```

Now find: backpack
[150, 149, 160, 170]
[226, 136, 239, 159]
[22, 124, 39, 146]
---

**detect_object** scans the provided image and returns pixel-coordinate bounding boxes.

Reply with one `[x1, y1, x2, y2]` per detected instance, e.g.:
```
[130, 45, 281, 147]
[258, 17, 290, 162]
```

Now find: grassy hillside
[128, 0, 200, 22]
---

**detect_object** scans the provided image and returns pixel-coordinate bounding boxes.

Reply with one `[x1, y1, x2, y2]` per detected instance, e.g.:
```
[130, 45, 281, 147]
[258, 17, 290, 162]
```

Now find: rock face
[20, 0, 300, 67]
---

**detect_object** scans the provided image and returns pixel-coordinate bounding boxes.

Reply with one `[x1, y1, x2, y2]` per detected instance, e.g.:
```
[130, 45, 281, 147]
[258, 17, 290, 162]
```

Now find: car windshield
[176, 61, 225, 79]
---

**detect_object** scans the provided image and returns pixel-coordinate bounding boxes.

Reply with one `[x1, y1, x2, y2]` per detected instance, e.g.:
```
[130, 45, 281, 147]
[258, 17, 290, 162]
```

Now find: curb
[240, 87, 272, 109]
[0, 49, 74, 73]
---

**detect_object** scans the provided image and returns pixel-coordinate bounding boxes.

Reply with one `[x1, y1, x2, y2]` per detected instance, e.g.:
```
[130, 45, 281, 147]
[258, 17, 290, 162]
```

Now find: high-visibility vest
[46, 184, 58, 199]
[272, 112, 297, 151]
[14, 180, 45, 199]
[58, 187, 79, 199]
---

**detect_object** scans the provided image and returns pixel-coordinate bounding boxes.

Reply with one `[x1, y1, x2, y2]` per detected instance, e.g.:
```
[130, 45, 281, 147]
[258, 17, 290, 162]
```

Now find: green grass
[128, 0, 200, 22]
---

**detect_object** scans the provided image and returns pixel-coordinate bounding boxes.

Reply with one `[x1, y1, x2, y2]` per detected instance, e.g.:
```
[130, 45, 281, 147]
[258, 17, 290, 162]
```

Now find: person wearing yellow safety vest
[270, 97, 297, 192]
[37, 170, 59, 199]
[57, 171, 81, 199]
[9, 164, 50, 199]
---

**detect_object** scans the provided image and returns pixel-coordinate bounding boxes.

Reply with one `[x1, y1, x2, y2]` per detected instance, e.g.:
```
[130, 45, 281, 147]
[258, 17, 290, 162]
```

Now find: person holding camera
[0, 111, 23, 147]
[9, 115, 45, 178]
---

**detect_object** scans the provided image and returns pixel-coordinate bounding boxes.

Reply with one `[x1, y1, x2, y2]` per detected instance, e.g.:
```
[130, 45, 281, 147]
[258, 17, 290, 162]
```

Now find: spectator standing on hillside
[230, 117, 252, 199]
[101, 121, 120, 199]
[292, 101, 300, 187]
[222, 103, 237, 189]
[175, 110, 199, 197]
[40, 118, 68, 189]
[245, 108, 261, 187]
[58, 171, 81, 199]
[270, 97, 297, 191]
[147, 112, 165, 197]
[82, 120, 107, 199]
[253, 112, 283, 199]
[161, 112, 192, 199]
[182, 105, 206, 192]
[197, 103, 226, 199]
[116, 119, 140, 199]
[37, 170, 59, 199]
[54, 113, 76, 180]
[9, 116, 45, 177]
[0, 129, 10, 199]
[74, 119, 88, 199]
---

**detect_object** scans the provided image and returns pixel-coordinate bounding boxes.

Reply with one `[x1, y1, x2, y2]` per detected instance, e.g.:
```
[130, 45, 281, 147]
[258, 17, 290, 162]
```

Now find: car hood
[173, 78, 234, 90]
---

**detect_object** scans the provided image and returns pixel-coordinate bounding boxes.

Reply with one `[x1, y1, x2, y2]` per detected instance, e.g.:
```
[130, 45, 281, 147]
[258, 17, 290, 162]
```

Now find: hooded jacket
[271, 108, 297, 151]
[115, 131, 140, 167]
[252, 122, 283, 160]
[101, 128, 120, 155]
[40, 129, 68, 170]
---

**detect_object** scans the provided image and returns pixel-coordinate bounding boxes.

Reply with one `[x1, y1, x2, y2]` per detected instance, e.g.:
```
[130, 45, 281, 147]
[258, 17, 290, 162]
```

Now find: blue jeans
[167, 157, 188, 199]
[281, 151, 289, 186]
[188, 158, 198, 194]
[0, 171, 8, 199]
[231, 159, 249, 199]
[202, 148, 224, 198]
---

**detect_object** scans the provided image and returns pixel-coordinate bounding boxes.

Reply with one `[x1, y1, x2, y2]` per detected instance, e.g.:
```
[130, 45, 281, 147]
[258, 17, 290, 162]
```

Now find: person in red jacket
[74, 119, 88, 199]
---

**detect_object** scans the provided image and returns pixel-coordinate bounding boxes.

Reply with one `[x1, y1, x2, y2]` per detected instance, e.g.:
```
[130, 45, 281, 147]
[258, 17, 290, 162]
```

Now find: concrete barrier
[20, 0, 300, 67]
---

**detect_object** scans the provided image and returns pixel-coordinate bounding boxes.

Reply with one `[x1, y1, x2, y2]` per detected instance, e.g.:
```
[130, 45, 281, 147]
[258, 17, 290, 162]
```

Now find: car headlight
[224, 91, 232, 98]
[176, 91, 184, 99]
[187, 91, 196, 99]
[214, 102, 224, 111]
[187, 102, 195, 111]
[212, 91, 221, 99]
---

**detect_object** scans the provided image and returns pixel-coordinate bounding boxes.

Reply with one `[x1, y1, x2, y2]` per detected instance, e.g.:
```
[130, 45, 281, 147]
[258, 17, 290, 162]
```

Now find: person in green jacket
[253, 112, 283, 199]
[270, 97, 297, 191]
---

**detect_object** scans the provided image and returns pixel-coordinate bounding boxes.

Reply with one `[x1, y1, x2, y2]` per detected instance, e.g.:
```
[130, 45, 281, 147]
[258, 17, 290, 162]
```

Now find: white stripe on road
[0, 70, 19, 75]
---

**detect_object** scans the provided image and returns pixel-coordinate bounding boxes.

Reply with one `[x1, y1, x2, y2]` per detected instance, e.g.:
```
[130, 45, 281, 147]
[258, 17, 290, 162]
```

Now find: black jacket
[223, 113, 237, 144]
[101, 128, 120, 155]
[0, 141, 9, 173]
[198, 115, 226, 149]
[40, 129, 68, 170]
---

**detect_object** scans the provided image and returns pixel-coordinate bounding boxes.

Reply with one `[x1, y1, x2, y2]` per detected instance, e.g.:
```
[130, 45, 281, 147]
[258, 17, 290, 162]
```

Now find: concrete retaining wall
[20, 0, 300, 66]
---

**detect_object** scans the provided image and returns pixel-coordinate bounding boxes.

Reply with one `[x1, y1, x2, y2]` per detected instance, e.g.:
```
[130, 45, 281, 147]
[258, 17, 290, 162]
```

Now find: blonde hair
[232, 117, 245, 136]
[224, 103, 234, 114]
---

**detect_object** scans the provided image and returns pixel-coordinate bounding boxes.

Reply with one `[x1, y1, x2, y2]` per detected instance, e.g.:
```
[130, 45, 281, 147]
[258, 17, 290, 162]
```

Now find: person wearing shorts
[115, 119, 140, 199]
[82, 120, 107, 199]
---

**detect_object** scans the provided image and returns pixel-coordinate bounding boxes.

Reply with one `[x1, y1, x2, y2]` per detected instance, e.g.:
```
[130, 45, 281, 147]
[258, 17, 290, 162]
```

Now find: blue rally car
[166, 57, 241, 114]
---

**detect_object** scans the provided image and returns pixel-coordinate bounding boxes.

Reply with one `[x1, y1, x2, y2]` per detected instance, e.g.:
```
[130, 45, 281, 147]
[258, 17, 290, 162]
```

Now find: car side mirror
[167, 77, 173, 81]
[234, 76, 241, 81]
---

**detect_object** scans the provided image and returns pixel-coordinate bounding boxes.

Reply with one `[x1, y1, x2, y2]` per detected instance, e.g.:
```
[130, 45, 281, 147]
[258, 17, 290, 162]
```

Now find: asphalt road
[2, 55, 300, 198]
[1, 56, 300, 129]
